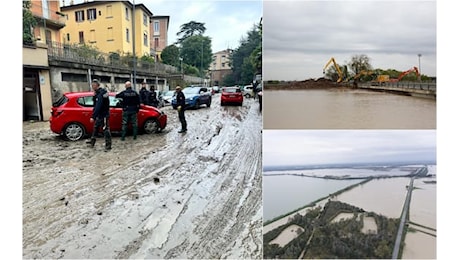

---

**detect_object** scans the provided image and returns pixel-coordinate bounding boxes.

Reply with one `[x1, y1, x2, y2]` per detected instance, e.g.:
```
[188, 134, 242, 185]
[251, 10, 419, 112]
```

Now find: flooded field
[263, 174, 361, 221]
[263, 89, 436, 129]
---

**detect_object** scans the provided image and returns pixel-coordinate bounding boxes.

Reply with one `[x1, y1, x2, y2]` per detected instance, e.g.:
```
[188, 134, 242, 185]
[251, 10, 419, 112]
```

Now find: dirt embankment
[264, 78, 344, 90]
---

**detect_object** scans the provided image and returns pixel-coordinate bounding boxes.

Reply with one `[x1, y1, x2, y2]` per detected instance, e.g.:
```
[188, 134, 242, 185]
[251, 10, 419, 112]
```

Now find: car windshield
[183, 87, 201, 94]
[163, 91, 174, 97]
[52, 95, 69, 107]
[223, 88, 239, 93]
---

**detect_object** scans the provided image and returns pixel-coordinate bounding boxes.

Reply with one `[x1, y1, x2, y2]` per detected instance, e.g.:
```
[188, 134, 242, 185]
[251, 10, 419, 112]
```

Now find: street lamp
[418, 53, 422, 81]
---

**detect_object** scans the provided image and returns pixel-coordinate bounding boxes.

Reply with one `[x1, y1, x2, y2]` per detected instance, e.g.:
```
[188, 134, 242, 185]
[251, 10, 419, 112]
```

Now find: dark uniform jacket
[116, 87, 140, 112]
[139, 87, 151, 105]
[176, 91, 186, 107]
[92, 87, 110, 119]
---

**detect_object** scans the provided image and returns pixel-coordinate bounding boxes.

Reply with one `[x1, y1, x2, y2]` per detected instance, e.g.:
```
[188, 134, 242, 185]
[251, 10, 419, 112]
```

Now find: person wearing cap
[175, 86, 187, 133]
[116, 81, 141, 140]
[87, 79, 112, 151]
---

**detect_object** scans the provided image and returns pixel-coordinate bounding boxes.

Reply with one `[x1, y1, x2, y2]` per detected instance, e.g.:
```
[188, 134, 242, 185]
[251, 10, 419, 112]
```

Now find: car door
[108, 95, 123, 131]
[199, 87, 209, 104]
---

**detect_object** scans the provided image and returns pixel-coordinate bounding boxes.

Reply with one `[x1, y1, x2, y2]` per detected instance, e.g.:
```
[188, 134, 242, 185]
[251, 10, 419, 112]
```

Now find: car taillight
[51, 109, 63, 117]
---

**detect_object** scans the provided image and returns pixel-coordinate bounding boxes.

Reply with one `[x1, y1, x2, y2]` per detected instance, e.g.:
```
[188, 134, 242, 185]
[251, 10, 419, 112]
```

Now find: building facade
[23, 0, 66, 121]
[150, 15, 169, 61]
[60, 1, 153, 57]
[209, 49, 233, 86]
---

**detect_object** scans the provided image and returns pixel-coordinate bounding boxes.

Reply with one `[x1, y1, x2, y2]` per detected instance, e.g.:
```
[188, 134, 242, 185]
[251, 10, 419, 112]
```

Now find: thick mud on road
[23, 95, 262, 259]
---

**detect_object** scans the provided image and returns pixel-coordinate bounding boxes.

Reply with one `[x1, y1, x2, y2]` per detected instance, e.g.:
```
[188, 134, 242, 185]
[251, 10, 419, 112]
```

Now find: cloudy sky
[70, 0, 262, 53]
[263, 0, 437, 81]
[263, 130, 437, 167]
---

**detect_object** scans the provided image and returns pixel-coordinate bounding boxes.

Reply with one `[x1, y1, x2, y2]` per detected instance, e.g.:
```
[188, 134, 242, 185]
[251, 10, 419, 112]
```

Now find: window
[89, 29, 95, 43]
[106, 5, 112, 17]
[143, 33, 148, 46]
[87, 8, 97, 20]
[222, 63, 226, 68]
[154, 38, 159, 48]
[126, 28, 130, 42]
[154, 21, 159, 35]
[125, 7, 129, 20]
[75, 10, 85, 22]
[79, 31, 84, 44]
[107, 27, 113, 40]
[143, 14, 148, 26]
[222, 55, 226, 58]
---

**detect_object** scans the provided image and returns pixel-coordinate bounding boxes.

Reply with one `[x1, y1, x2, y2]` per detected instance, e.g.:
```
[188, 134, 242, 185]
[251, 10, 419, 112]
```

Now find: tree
[161, 45, 180, 67]
[180, 35, 212, 77]
[348, 54, 373, 75]
[23, 0, 37, 45]
[176, 21, 206, 44]
[227, 23, 262, 85]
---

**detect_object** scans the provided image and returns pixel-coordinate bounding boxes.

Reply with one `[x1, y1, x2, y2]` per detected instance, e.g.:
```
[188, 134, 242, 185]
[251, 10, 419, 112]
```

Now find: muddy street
[22, 95, 263, 259]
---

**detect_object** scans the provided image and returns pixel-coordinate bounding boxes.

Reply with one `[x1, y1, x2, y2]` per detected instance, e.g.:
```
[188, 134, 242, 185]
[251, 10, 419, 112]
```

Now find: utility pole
[132, 0, 137, 90]
[418, 53, 422, 81]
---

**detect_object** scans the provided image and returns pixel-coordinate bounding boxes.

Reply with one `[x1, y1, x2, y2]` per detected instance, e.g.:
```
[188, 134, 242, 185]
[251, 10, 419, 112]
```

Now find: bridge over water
[357, 82, 436, 99]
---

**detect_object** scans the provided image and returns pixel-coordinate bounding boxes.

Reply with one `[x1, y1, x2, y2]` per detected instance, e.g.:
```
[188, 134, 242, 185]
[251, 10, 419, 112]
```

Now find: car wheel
[143, 118, 160, 134]
[207, 99, 211, 107]
[220, 101, 225, 106]
[245, 93, 250, 98]
[63, 122, 85, 141]
[195, 101, 200, 109]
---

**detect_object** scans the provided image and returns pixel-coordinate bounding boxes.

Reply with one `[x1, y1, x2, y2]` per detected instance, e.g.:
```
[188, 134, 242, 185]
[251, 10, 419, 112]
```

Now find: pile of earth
[264, 78, 341, 90]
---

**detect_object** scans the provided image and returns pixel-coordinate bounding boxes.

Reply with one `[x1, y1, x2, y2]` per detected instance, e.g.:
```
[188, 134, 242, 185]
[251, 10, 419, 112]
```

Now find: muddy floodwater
[263, 89, 436, 129]
[22, 96, 262, 259]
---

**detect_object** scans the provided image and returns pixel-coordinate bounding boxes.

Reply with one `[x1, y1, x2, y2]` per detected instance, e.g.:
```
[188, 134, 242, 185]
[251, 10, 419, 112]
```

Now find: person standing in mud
[87, 79, 112, 151]
[175, 86, 187, 133]
[116, 81, 140, 140]
[149, 85, 159, 107]
[139, 81, 152, 106]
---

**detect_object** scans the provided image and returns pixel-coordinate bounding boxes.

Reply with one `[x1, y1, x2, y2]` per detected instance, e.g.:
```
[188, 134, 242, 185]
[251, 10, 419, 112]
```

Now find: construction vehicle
[323, 57, 344, 83]
[397, 66, 420, 81]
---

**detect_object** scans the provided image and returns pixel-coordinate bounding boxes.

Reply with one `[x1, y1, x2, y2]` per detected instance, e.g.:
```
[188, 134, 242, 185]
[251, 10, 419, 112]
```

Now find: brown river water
[263, 89, 436, 129]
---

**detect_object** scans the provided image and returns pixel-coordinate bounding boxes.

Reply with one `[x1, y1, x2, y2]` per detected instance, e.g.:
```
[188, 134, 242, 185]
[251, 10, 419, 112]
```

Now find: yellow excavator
[323, 57, 344, 83]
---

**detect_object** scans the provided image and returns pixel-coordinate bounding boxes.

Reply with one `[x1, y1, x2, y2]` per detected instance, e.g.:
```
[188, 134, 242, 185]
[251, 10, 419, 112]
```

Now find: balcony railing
[47, 41, 179, 75]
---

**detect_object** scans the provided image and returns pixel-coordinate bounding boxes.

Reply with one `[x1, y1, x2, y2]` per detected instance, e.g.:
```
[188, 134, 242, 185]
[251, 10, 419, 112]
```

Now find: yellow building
[60, 1, 153, 57]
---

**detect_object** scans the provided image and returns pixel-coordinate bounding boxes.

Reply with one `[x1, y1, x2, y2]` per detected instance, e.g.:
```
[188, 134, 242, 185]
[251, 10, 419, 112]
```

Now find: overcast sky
[263, 130, 436, 167]
[263, 0, 437, 81]
[71, 0, 262, 53]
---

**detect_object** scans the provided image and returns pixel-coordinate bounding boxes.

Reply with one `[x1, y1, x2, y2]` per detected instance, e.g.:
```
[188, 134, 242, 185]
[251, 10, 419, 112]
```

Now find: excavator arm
[397, 66, 420, 81]
[323, 57, 344, 83]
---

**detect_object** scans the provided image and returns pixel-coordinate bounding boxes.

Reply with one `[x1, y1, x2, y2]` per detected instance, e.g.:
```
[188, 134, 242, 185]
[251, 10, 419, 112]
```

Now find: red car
[220, 87, 243, 106]
[50, 91, 167, 141]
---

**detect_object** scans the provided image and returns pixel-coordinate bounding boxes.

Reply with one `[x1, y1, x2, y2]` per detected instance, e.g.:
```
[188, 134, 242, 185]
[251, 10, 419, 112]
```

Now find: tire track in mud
[23, 97, 263, 259]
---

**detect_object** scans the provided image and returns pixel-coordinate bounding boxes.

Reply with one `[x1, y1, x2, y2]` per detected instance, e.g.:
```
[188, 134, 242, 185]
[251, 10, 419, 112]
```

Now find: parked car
[50, 91, 167, 141]
[212, 86, 220, 93]
[162, 90, 175, 106]
[220, 86, 243, 106]
[243, 85, 254, 98]
[154, 90, 165, 108]
[171, 86, 212, 109]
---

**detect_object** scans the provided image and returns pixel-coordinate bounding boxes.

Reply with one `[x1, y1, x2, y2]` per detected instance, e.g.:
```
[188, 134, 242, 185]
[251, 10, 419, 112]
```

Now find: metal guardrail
[361, 82, 436, 92]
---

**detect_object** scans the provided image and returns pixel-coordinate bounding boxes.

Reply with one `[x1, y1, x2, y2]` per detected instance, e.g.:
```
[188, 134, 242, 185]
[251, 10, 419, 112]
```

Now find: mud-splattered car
[50, 91, 167, 141]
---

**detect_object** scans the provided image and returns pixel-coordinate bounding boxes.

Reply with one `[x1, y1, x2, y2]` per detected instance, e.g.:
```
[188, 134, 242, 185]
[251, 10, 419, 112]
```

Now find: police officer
[116, 81, 140, 140]
[139, 81, 152, 106]
[175, 86, 187, 133]
[87, 79, 112, 151]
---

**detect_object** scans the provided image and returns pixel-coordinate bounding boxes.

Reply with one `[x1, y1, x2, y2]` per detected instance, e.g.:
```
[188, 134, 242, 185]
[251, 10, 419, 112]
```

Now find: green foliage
[161, 45, 180, 66]
[263, 201, 399, 259]
[140, 54, 155, 63]
[183, 64, 200, 77]
[348, 54, 373, 75]
[180, 35, 212, 77]
[70, 43, 104, 60]
[176, 21, 206, 44]
[227, 23, 262, 85]
[23, 0, 37, 45]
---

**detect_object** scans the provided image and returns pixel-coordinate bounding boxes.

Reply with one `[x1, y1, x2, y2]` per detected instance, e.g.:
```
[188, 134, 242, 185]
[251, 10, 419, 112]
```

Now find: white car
[162, 90, 175, 106]
[243, 85, 254, 98]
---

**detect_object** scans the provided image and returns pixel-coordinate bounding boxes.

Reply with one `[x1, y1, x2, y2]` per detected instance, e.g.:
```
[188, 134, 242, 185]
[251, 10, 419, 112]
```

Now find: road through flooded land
[23, 95, 262, 259]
